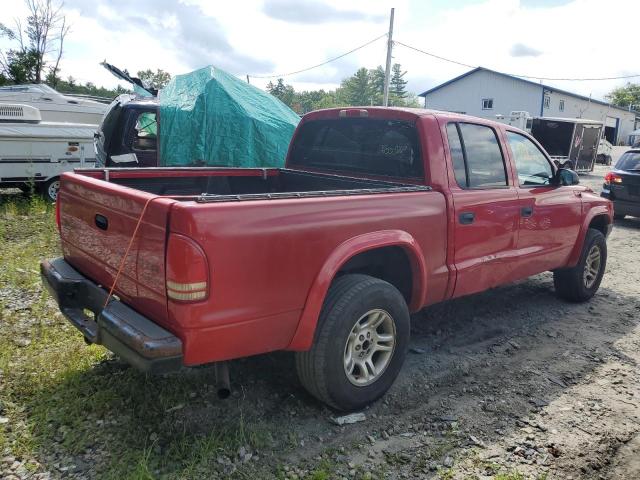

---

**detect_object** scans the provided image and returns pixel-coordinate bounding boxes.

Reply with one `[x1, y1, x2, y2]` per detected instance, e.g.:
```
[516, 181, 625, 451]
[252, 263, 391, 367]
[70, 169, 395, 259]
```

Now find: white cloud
[1, 0, 638, 103]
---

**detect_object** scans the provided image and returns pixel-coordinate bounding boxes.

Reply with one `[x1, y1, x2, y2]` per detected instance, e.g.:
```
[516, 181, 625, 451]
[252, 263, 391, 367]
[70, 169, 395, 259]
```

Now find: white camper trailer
[0, 104, 97, 201]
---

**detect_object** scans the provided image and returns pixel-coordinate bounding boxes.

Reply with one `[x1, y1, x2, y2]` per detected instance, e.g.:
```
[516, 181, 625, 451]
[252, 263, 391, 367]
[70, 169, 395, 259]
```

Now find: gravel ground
[1, 163, 638, 479]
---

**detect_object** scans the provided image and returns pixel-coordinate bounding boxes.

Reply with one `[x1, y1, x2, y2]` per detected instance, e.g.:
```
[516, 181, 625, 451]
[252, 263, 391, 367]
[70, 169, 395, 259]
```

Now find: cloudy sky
[1, 0, 638, 102]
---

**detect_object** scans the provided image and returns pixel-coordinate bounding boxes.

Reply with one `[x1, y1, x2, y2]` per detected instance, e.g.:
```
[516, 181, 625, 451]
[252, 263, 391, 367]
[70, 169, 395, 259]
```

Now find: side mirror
[555, 168, 580, 186]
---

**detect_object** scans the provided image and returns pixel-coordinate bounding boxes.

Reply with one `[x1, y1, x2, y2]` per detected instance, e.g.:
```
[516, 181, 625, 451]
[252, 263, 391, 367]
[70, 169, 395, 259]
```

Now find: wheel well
[337, 246, 413, 305]
[589, 215, 609, 236]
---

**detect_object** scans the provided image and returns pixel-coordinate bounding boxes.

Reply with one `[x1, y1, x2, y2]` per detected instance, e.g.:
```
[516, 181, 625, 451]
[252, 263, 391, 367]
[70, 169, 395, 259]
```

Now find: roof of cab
[301, 106, 510, 128]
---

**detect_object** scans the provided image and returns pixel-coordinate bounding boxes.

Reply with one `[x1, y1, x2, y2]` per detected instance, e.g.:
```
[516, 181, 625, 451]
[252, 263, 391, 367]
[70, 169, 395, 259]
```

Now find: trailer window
[289, 118, 423, 179]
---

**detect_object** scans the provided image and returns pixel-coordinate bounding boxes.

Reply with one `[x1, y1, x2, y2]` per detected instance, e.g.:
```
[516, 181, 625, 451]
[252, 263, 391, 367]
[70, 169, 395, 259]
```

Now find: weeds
[0, 195, 273, 478]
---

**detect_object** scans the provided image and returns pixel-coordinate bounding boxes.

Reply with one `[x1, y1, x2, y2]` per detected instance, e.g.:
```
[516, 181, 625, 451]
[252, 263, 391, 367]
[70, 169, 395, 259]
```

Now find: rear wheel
[41, 177, 60, 202]
[296, 274, 410, 411]
[554, 228, 606, 302]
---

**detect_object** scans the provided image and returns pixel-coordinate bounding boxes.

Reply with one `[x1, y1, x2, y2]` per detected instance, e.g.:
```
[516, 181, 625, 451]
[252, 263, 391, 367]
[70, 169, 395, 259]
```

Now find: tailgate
[58, 172, 176, 327]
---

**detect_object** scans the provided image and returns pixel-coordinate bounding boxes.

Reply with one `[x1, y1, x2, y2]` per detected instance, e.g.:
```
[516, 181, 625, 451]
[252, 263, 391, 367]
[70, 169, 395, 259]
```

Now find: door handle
[459, 212, 475, 225]
[521, 206, 533, 217]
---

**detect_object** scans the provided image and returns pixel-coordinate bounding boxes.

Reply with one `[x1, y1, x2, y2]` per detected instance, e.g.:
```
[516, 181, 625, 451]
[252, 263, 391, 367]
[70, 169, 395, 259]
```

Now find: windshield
[288, 118, 423, 179]
[616, 151, 640, 171]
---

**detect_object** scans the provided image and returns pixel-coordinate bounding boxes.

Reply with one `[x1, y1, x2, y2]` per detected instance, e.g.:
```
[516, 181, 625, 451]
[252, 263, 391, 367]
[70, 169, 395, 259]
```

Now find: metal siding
[423, 70, 543, 120]
[423, 69, 638, 144]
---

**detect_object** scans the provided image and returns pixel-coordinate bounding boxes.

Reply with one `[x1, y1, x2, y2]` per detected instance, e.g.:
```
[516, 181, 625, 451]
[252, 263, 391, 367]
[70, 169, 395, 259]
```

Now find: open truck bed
[74, 167, 429, 200]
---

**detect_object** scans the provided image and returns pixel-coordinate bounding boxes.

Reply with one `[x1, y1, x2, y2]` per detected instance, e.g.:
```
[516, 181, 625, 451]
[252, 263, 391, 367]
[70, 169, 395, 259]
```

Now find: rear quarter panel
[169, 191, 448, 364]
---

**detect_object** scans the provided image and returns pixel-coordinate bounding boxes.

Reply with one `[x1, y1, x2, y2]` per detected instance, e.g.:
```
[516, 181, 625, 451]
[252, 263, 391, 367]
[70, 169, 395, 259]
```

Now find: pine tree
[390, 63, 408, 102]
[342, 68, 374, 106]
[369, 65, 385, 104]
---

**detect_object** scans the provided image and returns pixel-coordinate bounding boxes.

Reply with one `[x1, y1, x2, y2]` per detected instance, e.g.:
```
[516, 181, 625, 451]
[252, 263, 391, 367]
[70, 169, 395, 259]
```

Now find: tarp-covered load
[159, 66, 300, 167]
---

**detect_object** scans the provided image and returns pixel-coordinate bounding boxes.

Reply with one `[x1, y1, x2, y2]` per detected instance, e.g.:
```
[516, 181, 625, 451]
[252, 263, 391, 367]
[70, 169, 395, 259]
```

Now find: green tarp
[159, 66, 300, 167]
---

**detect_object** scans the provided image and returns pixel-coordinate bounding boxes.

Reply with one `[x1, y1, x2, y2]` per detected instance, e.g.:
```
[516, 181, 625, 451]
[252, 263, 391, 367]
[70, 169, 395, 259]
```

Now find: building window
[544, 96, 550, 109]
[559, 100, 565, 112]
[482, 98, 493, 110]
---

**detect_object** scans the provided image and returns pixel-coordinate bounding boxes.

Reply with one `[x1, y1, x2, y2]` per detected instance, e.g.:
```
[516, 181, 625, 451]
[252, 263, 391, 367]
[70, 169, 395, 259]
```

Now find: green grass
[0, 195, 278, 479]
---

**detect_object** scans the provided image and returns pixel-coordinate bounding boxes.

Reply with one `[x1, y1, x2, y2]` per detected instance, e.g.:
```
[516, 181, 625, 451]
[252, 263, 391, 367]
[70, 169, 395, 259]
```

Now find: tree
[390, 63, 408, 104]
[606, 83, 640, 110]
[137, 68, 172, 89]
[0, 0, 70, 85]
[263, 65, 420, 114]
[267, 78, 296, 108]
[342, 67, 374, 106]
[369, 65, 385, 104]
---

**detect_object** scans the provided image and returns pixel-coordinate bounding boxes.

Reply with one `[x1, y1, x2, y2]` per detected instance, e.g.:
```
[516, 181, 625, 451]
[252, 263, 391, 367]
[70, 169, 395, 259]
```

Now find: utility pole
[383, 8, 395, 107]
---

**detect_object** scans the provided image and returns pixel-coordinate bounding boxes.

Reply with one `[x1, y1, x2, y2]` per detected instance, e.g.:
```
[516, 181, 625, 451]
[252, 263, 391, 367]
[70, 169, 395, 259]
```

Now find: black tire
[614, 213, 625, 221]
[40, 177, 60, 202]
[296, 274, 410, 411]
[554, 228, 607, 302]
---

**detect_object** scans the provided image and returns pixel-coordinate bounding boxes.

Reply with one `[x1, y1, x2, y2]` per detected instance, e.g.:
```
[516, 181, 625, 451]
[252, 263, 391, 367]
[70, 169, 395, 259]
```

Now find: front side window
[458, 123, 508, 188]
[482, 98, 493, 110]
[506, 131, 553, 186]
[288, 118, 423, 179]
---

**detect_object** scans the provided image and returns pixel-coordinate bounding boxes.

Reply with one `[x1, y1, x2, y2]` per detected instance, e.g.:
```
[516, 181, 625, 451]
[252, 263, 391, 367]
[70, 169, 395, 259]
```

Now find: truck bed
[75, 167, 429, 200]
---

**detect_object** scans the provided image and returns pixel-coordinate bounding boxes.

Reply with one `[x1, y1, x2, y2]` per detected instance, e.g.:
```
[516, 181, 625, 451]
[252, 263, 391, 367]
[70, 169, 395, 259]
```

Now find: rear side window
[447, 122, 508, 188]
[616, 151, 640, 171]
[288, 118, 423, 179]
[446, 123, 467, 187]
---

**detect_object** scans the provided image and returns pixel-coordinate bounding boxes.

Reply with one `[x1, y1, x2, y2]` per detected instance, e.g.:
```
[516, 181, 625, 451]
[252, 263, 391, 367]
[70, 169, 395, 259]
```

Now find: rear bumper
[601, 191, 640, 217]
[40, 257, 183, 373]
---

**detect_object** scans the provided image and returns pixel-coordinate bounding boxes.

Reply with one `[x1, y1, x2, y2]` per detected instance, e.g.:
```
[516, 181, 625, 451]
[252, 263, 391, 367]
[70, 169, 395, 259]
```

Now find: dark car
[95, 94, 159, 168]
[601, 149, 640, 219]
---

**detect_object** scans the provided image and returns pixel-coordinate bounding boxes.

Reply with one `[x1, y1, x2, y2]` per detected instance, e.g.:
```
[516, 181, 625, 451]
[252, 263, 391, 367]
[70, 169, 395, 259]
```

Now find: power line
[248, 33, 387, 80]
[394, 40, 640, 82]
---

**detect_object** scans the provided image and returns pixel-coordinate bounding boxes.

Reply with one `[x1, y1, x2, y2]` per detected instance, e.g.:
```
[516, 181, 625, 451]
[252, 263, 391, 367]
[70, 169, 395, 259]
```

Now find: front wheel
[554, 228, 607, 302]
[296, 274, 410, 411]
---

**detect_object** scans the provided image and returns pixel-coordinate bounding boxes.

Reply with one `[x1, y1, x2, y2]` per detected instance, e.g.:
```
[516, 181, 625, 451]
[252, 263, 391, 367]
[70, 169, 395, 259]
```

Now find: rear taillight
[55, 196, 61, 231]
[604, 172, 622, 185]
[166, 234, 209, 302]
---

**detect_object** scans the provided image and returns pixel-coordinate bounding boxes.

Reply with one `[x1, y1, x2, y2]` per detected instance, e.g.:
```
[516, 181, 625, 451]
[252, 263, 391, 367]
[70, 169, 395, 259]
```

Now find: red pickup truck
[41, 107, 613, 411]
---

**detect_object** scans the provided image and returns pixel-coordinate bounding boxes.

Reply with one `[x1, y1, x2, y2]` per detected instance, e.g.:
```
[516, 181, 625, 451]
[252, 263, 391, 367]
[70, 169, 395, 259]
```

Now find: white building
[419, 67, 640, 145]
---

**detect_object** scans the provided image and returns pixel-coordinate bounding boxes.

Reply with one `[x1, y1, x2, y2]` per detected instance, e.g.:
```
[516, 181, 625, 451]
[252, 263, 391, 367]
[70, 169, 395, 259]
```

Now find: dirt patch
[1, 165, 639, 479]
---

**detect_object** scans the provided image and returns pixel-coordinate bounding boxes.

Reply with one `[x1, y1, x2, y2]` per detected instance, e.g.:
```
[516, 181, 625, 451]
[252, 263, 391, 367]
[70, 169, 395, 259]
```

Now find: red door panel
[515, 186, 582, 276]
[452, 189, 520, 297]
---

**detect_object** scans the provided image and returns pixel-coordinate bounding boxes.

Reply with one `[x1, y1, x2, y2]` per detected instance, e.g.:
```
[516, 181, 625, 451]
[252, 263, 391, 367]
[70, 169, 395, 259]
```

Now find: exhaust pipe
[215, 361, 231, 399]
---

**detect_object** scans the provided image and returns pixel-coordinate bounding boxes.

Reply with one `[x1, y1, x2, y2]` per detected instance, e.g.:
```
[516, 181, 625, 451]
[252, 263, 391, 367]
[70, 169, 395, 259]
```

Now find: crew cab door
[445, 122, 521, 298]
[504, 130, 583, 275]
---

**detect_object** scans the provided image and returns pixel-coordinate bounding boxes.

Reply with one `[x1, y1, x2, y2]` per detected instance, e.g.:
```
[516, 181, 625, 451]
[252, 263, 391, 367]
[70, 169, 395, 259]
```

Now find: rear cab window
[288, 118, 424, 180]
[446, 122, 508, 188]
